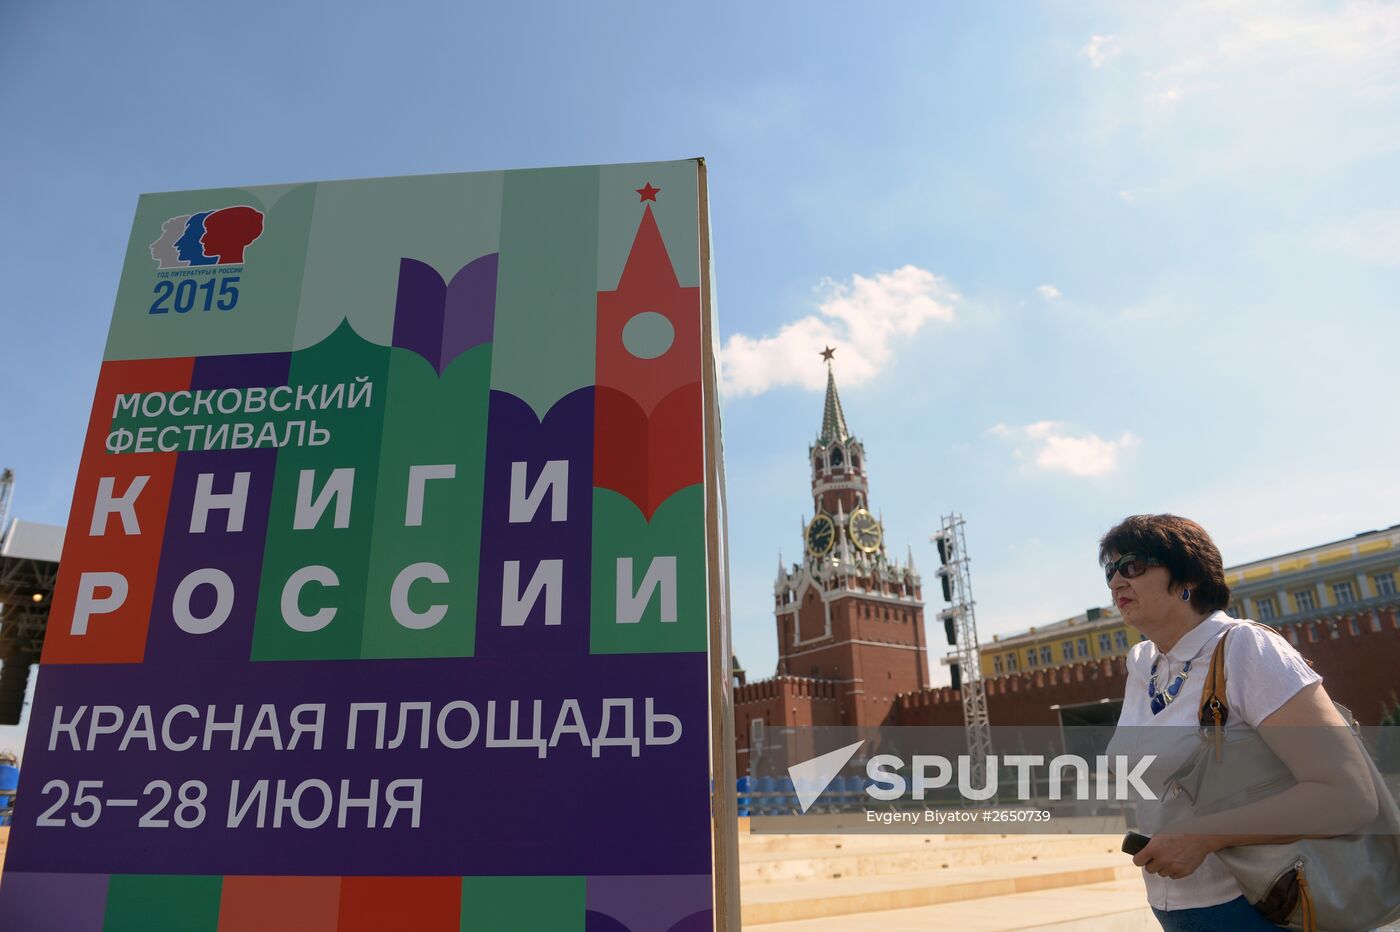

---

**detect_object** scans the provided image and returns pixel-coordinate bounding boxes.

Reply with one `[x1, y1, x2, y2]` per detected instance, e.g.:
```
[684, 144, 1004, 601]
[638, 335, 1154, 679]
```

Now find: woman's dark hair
[1099, 514, 1231, 614]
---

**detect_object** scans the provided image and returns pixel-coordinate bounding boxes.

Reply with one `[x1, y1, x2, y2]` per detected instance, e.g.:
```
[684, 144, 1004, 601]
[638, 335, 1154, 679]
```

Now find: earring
[1181, 588, 1191, 602]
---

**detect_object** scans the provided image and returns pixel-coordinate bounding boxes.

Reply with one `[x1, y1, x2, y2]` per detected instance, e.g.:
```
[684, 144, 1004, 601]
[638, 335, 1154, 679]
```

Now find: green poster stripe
[295, 171, 504, 352]
[103, 875, 221, 932]
[361, 345, 492, 659]
[491, 166, 600, 418]
[459, 876, 584, 932]
[252, 321, 391, 661]
[597, 160, 701, 291]
[590, 485, 708, 655]
[107, 184, 316, 363]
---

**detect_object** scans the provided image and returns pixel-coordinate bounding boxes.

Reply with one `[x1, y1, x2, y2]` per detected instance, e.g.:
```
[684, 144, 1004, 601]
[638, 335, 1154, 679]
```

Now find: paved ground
[753, 878, 1155, 931]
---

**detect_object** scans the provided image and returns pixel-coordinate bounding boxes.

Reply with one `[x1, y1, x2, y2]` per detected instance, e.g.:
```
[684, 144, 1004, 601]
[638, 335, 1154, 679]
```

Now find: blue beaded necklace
[1148, 658, 1192, 715]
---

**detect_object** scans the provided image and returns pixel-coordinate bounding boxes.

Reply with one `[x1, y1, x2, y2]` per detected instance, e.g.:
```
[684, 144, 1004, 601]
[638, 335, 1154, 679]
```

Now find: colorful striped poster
[0, 160, 727, 931]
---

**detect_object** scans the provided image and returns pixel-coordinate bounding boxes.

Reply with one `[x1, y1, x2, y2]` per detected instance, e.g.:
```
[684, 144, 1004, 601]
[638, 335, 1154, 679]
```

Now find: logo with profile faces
[149, 206, 265, 269]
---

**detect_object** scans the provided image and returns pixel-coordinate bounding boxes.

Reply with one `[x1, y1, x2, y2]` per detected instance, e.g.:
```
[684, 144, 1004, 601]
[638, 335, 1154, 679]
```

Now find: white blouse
[1108, 610, 1321, 911]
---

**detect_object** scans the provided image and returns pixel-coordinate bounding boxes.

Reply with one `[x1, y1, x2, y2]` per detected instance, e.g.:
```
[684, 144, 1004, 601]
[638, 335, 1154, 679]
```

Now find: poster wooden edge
[696, 156, 741, 931]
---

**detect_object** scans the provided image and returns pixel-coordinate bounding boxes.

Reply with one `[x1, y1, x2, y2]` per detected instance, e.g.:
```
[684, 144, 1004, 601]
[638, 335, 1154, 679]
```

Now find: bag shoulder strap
[1195, 619, 1314, 729]
[1198, 628, 1231, 728]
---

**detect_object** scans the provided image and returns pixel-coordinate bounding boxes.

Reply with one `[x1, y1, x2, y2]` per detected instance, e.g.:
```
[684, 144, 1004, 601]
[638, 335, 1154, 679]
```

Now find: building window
[1027, 649, 1038, 668]
[1375, 573, 1397, 597]
[1333, 581, 1356, 605]
[1256, 597, 1276, 621]
[1286, 625, 1299, 645]
[1007, 654, 1018, 672]
[1076, 637, 1089, 658]
[1348, 617, 1360, 635]
[1062, 640, 1075, 662]
[993, 656, 1003, 674]
[1113, 630, 1129, 650]
[1098, 633, 1112, 653]
[1040, 646, 1052, 665]
[1294, 590, 1316, 613]
[1371, 613, 1383, 632]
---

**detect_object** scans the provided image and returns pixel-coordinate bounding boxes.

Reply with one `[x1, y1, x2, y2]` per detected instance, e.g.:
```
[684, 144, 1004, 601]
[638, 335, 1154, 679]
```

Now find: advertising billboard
[0, 159, 733, 931]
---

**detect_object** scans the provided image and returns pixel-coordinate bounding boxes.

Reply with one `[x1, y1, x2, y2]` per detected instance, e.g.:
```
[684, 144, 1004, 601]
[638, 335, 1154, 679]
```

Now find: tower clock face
[805, 514, 836, 556]
[848, 508, 882, 553]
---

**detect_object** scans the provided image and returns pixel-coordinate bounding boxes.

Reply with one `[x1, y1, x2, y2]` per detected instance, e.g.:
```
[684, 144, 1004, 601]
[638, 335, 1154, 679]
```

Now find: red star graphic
[636, 182, 660, 202]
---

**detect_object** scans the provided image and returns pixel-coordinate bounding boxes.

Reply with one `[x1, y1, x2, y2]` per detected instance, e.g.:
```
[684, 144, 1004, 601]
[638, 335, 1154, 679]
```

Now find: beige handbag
[1165, 626, 1400, 932]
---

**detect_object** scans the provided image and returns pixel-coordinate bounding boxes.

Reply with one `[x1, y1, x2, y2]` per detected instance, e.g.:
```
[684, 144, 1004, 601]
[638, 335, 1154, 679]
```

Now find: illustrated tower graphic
[772, 350, 928, 727]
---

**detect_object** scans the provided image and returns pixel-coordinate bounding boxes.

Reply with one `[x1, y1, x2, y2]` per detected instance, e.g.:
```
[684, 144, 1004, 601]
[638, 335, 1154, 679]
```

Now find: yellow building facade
[981, 606, 1144, 677]
[981, 523, 1400, 677]
[1223, 524, 1400, 626]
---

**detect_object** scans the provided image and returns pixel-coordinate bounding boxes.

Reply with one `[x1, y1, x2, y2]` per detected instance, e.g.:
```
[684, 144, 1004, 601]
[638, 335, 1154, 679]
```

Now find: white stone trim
[783, 638, 925, 659]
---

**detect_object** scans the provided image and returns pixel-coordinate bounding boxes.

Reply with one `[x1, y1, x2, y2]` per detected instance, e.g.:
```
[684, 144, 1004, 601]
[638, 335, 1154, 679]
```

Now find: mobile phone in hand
[1121, 832, 1151, 856]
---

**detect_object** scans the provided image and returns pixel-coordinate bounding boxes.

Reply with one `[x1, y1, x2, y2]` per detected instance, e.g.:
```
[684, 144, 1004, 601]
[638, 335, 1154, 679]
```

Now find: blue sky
[2, 0, 1398, 730]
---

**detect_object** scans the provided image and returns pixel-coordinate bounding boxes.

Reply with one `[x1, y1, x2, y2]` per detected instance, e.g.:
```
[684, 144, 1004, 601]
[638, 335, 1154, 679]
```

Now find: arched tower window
[851, 452, 862, 470]
[829, 445, 845, 468]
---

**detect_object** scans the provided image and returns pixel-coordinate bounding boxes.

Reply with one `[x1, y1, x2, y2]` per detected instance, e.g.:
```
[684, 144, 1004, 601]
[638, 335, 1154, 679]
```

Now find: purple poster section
[9, 654, 710, 876]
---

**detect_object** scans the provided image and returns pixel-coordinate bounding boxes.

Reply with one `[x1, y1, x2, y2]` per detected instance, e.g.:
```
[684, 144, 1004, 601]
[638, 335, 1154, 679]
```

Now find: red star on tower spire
[636, 182, 660, 202]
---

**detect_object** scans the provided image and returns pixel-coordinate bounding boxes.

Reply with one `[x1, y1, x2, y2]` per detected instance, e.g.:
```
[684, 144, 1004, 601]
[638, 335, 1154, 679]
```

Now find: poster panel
[0, 160, 727, 931]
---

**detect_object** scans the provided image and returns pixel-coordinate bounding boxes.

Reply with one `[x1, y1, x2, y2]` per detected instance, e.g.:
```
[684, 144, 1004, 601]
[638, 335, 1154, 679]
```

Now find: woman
[1101, 514, 1377, 931]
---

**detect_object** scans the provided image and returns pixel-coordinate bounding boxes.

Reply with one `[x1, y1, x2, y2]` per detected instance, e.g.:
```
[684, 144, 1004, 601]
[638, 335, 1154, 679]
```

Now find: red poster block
[218, 876, 341, 932]
[595, 206, 702, 414]
[43, 357, 193, 664]
[594, 203, 704, 517]
[337, 876, 461, 932]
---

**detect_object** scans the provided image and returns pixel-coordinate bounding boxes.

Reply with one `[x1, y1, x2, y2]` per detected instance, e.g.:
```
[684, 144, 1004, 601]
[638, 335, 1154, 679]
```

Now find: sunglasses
[1103, 552, 1163, 585]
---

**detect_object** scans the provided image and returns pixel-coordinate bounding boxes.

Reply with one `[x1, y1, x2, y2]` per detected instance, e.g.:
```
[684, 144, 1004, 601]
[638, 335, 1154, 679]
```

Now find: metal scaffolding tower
[931, 513, 993, 789]
[0, 469, 13, 541]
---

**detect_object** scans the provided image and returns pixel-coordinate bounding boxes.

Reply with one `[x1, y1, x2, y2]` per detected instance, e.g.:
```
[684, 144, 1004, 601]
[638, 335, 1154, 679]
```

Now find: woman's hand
[1132, 832, 1218, 880]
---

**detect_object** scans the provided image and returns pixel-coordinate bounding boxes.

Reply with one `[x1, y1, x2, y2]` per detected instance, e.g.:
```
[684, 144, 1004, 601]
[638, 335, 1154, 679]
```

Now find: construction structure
[0, 472, 63, 726]
[0, 470, 12, 537]
[931, 513, 993, 789]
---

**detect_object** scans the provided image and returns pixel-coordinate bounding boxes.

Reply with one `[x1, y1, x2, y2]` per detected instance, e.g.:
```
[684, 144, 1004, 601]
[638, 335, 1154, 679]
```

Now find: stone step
[742, 834, 1122, 885]
[740, 852, 1140, 926]
[749, 877, 1155, 931]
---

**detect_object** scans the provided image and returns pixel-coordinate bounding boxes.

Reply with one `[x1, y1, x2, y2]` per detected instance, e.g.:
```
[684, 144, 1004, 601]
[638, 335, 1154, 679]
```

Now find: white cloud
[719, 265, 957, 396]
[988, 421, 1141, 477]
[1081, 34, 1121, 69]
[1085, 1, 1400, 186]
[1036, 284, 1062, 300]
[1307, 209, 1400, 268]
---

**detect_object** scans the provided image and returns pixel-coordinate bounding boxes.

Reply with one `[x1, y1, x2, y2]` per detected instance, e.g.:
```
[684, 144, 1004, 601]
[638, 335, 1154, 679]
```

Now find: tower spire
[818, 346, 849, 444]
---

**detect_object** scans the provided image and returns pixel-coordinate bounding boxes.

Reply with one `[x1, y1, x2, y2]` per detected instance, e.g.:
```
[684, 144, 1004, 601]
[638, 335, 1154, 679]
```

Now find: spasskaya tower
[771, 348, 928, 727]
